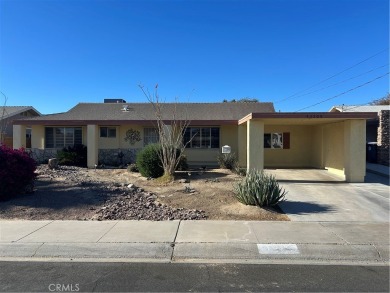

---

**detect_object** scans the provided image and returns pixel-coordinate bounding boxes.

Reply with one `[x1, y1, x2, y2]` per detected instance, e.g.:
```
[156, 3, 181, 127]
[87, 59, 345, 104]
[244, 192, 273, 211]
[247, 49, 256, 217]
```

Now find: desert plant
[217, 152, 238, 170]
[136, 143, 164, 178]
[0, 145, 37, 200]
[233, 169, 286, 207]
[127, 163, 139, 172]
[57, 144, 87, 167]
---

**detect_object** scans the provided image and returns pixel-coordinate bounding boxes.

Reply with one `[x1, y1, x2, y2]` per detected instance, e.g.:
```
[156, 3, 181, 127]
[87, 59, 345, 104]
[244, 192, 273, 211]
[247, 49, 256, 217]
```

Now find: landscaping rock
[34, 165, 207, 221]
[48, 158, 58, 169]
[93, 186, 207, 221]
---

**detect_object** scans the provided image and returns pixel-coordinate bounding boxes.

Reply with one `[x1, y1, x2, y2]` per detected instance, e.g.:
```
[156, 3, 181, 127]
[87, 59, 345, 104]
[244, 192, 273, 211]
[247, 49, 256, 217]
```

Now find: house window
[264, 132, 290, 149]
[45, 127, 82, 148]
[183, 127, 220, 148]
[100, 127, 116, 138]
[144, 128, 159, 146]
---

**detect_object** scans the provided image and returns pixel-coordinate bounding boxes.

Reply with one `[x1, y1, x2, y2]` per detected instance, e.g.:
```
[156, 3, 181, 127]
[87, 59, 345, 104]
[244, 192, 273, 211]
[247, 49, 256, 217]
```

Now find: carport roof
[238, 112, 378, 125]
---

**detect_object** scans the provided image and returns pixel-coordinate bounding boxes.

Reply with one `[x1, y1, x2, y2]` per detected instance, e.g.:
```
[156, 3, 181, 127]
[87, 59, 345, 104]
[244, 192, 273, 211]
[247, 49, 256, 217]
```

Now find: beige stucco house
[13, 101, 375, 182]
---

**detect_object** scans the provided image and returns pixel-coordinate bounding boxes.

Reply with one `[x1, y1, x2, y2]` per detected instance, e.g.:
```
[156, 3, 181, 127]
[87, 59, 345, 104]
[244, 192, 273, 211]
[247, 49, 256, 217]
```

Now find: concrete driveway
[265, 169, 389, 222]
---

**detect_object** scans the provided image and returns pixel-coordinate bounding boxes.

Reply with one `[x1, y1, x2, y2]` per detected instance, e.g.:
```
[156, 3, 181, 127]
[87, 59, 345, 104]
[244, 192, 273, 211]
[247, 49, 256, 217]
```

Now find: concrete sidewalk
[0, 220, 388, 265]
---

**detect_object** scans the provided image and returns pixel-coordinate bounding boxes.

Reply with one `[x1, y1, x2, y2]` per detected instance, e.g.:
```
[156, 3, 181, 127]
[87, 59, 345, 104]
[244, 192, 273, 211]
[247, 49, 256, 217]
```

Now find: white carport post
[246, 119, 264, 172]
[13, 124, 26, 149]
[87, 124, 98, 168]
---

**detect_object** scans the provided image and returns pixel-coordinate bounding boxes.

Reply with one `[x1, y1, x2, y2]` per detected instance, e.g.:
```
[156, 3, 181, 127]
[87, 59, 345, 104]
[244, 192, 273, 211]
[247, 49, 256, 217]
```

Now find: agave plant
[233, 169, 286, 207]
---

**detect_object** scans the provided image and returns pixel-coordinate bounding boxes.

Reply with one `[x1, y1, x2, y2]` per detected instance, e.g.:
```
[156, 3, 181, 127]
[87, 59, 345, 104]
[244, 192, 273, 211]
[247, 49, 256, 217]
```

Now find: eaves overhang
[13, 112, 377, 127]
[13, 119, 238, 126]
[238, 112, 378, 125]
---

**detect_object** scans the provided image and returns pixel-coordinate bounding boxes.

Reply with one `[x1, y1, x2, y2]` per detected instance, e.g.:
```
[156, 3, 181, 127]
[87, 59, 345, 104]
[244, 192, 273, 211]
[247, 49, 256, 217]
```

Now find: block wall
[377, 110, 389, 166]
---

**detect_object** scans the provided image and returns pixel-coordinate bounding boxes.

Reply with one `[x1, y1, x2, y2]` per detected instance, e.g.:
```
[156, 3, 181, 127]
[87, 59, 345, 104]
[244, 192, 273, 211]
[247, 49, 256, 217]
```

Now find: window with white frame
[45, 127, 82, 148]
[144, 128, 159, 146]
[100, 127, 116, 138]
[183, 127, 220, 148]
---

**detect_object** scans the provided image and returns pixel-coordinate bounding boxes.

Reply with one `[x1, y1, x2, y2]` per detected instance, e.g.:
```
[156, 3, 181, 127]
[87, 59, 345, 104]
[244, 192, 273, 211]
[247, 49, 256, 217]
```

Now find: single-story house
[329, 105, 390, 166]
[0, 106, 41, 148]
[13, 101, 376, 182]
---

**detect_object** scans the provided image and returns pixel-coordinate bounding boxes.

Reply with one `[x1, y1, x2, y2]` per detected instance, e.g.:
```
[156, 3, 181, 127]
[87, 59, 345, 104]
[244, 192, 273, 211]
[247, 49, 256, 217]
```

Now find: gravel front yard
[0, 165, 289, 221]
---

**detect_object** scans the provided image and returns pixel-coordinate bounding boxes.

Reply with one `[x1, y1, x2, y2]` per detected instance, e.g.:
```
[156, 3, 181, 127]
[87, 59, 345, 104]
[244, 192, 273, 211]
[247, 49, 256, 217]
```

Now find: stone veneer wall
[377, 110, 389, 166]
[30, 148, 141, 167]
[30, 149, 58, 164]
[98, 148, 140, 166]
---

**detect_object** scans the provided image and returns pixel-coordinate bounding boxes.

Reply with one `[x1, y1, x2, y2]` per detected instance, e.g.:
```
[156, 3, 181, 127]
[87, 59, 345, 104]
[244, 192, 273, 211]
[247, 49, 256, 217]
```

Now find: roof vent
[121, 105, 130, 112]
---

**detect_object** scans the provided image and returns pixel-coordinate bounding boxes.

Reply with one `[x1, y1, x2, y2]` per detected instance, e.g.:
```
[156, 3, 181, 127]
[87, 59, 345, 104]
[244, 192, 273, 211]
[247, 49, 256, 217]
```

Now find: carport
[237, 112, 377, 183]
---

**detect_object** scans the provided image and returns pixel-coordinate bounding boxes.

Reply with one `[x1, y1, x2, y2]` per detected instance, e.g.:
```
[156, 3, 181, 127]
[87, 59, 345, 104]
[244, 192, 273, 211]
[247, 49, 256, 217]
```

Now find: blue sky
[0, 0, 388, 114]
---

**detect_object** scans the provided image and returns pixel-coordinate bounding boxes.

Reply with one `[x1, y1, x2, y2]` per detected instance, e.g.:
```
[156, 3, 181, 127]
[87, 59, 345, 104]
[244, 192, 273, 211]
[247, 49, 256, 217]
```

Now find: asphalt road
[0, 262, 388, 292]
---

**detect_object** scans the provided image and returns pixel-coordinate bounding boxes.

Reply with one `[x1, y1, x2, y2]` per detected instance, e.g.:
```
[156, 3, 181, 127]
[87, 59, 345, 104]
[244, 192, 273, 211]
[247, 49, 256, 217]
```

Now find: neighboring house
[0, 106, 41, 148]
[329, 105, 390, 166]
[13, 101, 376, 182]
[329, 105, 390, 142]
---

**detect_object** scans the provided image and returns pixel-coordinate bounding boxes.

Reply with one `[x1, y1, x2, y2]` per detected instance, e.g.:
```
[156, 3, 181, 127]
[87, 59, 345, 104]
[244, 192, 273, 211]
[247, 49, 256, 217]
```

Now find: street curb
[0, 257, 388, 267]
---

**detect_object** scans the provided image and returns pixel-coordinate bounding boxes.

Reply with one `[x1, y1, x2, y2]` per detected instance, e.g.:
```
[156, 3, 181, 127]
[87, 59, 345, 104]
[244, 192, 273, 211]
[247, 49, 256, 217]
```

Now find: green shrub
[136, 144, 189, 178]
[217, 152, 238, 170]
[0, 145, 37, 201]
[233, 169, 286, 207]
[57, 145, 87, 167]
[127, 163, 139, 172]
[136, 144, 164, 178]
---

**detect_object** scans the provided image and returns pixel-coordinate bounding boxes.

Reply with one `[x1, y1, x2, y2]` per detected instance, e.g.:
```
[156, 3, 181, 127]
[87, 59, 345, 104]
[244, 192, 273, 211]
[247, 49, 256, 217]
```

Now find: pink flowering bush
[0, 145, 37, 201]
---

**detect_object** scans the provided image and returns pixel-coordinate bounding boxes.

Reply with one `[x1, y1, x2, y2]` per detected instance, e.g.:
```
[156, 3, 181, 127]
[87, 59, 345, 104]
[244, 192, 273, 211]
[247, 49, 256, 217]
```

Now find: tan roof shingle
[15, 102, 275, 125]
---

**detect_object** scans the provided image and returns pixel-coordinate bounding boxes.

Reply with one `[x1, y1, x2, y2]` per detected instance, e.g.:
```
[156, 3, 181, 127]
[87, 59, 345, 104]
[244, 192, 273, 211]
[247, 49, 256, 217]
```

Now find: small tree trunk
[139, 84, 193, 179]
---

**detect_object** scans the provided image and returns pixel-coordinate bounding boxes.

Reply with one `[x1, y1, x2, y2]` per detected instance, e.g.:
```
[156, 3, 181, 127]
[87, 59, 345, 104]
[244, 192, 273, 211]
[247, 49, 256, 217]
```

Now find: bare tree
[139, 84, 191, 178]
[222, 97, 259, 103]
[370, 93, 390, 105]
[0, 91, 9, 145]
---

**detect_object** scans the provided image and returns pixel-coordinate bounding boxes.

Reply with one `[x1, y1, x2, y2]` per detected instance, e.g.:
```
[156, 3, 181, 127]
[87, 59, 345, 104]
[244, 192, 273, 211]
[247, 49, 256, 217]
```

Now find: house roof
[0, 106, 41, 119]
[329, 105, 390, 113]
[14, 102, 276, 125]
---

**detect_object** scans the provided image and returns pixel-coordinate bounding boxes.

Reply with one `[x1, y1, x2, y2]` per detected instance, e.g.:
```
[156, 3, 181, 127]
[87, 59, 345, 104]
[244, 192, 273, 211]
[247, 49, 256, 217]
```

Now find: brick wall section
[377, 110, 389, 166]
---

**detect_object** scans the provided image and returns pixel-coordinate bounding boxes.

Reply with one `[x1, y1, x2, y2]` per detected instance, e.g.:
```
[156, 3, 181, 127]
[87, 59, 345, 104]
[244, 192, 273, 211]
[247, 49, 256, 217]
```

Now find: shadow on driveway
[364, 172, 390, 186]
[279, 200, 336, 215]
